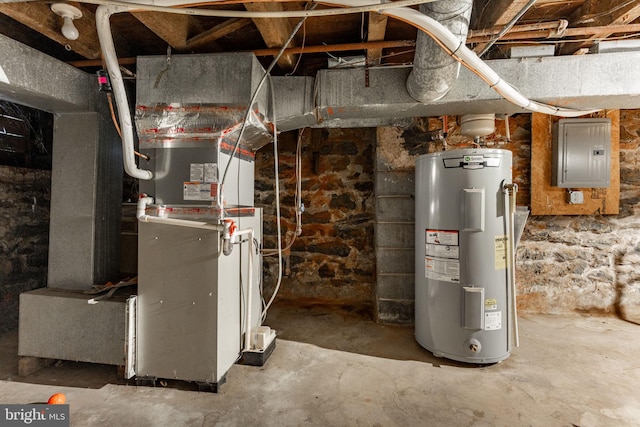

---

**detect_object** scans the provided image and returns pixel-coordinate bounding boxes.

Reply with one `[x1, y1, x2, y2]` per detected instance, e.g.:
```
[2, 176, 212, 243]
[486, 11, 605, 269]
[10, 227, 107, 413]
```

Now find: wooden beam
[186, 18, 252, 50]
[0, 2, 101, 59]
[472, 0, 535, 54]
[131, 12, 194, 51]
[66, 40, 416, 69]
[367, 12, 388, 65]
[561, 0, 640, 54]
[467, 23, 640, 43]
[244, 3, 298, 71]
[469, 20, 564, 38]
[252, 39, 415, 56]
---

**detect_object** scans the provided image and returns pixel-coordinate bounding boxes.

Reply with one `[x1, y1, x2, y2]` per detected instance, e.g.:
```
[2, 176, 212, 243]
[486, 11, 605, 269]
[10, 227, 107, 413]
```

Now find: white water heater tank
[414, 148, 514, 364]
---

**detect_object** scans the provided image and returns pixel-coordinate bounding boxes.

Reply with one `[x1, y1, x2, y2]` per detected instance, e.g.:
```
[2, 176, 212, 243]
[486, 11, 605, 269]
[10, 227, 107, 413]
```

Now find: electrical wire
[220, 3, 317, 189]
[261, 74, 283, 321]
[285, 16, 308, 77]
[262, 127, 305, 256]
[106, 92, 150, 160]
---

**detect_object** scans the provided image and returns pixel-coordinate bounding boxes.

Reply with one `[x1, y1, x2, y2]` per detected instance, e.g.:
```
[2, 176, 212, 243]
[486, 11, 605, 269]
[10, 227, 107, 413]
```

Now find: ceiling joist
[0, 2, 101, 59]
[366, 12, 388, 66]
[186, 18, 252, 50]
[131, 12, 196, 51]
[561, 0, 640, 54]
[244, 2, 298, 72]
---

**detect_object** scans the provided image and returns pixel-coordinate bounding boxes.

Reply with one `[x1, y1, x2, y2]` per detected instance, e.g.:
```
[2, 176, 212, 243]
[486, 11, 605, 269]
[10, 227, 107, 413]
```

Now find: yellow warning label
[485, 298, 498, 310]
[494, 235, 509, 270]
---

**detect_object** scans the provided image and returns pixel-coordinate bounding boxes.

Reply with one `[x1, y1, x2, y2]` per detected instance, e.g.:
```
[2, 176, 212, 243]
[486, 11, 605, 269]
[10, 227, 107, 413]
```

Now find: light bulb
[61, 16, 79, 41]
[51, 3, 82, 41]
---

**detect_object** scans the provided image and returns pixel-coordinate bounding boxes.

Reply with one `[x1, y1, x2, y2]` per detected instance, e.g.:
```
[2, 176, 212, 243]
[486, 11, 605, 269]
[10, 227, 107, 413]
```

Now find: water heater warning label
[425, 229, 460, 283]
[426, 230, 458, 246]
[494, 235, 509, 270]
[425, 258, 460, 283]
[485, 311, 502, 330]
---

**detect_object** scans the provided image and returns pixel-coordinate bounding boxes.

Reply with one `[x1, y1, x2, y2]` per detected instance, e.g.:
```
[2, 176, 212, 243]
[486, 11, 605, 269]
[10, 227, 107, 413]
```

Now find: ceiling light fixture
[50, 3, 82, 41]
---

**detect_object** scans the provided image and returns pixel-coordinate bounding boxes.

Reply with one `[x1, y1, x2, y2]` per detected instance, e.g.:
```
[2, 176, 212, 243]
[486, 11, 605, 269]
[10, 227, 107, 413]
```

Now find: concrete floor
[1, 302, 639, 427]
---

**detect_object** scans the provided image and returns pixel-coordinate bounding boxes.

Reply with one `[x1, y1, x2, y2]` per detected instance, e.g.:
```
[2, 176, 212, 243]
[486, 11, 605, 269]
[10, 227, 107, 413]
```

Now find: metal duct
[136, 53, 273, 151]
[406, 0, 473, 103]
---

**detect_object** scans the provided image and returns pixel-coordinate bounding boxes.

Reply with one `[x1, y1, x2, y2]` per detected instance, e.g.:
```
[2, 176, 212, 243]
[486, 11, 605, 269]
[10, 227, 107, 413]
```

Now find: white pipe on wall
[136, 197, 224, 231]
[232, 228, 255, 351]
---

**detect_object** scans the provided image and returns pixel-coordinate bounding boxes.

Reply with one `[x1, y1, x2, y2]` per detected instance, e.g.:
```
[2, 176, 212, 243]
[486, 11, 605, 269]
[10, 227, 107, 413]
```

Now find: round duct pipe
[406, 0, 473, 103]
[460, 114, 495, 138]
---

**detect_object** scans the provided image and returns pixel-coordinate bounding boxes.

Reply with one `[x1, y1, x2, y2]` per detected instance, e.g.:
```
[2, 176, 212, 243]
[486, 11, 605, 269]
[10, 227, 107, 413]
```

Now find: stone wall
[518, 111, 640, 322]
[255, 128, 376, 310]
[0, 166, 50, 333]
[253, 111, 640, 323]
[375, 111, 640, 323]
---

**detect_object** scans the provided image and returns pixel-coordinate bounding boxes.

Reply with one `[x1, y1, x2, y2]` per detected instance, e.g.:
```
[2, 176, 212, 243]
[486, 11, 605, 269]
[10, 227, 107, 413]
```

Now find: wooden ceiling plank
[0, 2, 101, 59]
[367, 12, 388, 65]
[472, 0, 534, 54]
[186, 18, 252, 49]
[131, 12, 194, 51]
[244, 3, 298, 71]
[561, 0, 640, 54]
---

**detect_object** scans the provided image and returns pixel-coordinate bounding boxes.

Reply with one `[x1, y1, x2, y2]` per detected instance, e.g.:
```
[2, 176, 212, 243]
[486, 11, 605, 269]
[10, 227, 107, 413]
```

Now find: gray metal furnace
[414, 149, 517, 364]
[128, 53, 277, 389]
[136, 211, 262, 387]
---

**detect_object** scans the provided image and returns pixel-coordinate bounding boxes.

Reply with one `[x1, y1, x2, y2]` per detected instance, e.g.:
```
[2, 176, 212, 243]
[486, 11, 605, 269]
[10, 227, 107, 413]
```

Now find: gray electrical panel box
[552, 118, 611, 188]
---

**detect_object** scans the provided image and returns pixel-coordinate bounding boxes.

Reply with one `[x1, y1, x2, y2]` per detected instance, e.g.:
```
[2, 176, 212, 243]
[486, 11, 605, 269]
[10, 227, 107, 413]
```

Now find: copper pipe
[468, 23, 640, 43]
[69, 40, 415, 68]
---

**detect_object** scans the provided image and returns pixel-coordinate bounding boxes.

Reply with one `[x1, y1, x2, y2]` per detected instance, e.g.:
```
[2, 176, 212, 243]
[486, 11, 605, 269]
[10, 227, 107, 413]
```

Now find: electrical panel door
[552, 118, 611, 188]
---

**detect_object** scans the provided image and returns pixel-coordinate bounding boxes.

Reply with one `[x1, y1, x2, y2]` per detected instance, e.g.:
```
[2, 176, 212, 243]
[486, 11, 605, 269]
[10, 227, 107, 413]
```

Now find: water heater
[414, 149, 516, 364]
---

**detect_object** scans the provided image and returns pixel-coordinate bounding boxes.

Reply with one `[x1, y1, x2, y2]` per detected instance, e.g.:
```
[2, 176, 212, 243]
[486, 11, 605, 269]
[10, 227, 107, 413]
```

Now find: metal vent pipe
[406, 0, 473, 103]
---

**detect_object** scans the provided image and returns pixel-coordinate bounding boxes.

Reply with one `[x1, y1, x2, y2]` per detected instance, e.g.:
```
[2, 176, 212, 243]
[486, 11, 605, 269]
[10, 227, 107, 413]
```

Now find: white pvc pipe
[49, 0, 437, 18]
[233, 228, 255, 351]
[323, 0, 598, 117]
[503, 185, 519, 348]
[136, 197, 224, 231]
[96, 5, 153, 180]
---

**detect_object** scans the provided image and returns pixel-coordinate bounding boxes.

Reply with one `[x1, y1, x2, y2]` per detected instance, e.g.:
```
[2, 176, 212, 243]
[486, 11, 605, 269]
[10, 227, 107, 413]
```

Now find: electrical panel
[552, 118, 611, 188]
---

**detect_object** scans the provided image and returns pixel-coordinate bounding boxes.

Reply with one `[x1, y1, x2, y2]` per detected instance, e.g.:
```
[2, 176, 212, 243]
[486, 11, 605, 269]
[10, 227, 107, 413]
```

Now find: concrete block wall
[0, 166, 50, 333]
[255, 128, 376, 309]
[374, 129, 416, 323]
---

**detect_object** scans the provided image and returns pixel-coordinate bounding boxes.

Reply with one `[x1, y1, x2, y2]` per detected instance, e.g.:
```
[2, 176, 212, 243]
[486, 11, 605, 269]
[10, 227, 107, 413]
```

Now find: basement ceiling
[1, 0, 640, 76]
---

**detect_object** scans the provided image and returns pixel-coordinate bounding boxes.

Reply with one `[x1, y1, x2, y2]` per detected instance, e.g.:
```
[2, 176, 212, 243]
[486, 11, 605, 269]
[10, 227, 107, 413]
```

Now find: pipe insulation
[406, 0, 473, 103]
